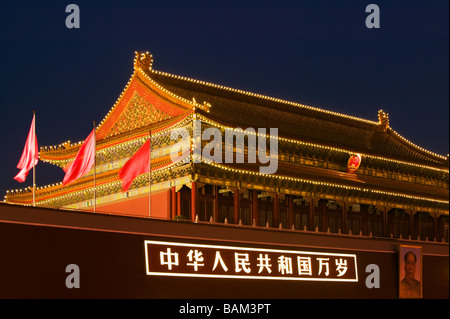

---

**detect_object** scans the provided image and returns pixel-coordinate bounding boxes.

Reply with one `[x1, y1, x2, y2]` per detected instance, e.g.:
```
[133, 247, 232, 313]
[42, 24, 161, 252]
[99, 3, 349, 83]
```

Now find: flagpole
[93, 121, 96, 213]
[149, 129, 152, 218]
[32, 109, 36, 207]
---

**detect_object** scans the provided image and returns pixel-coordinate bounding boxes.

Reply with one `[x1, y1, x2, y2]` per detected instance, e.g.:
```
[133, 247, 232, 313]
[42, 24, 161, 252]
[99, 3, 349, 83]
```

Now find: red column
[309, 197, 315, 231]
[320, 200, 327, 232]
[362, 204, 368, 236]
[342, 202, 347, 234]
[214, 185, 219, 223]
[382, 207, 388, 237]
[409, 210, 415, 239]
[288, 196, 294, 229]
[176, 190, 181, 217]
[234, 188, 240, 224]
[191, 181, 197, 221]
[252, 190, 259, 226]
[433, 213, 438, 241]
[171, 186, 177, 220]
[273, 193, 279, 228]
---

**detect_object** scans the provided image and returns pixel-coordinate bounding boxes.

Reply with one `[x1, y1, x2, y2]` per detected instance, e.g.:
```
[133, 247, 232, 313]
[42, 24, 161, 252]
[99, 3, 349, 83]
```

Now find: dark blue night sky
[0, 0, 448, 195]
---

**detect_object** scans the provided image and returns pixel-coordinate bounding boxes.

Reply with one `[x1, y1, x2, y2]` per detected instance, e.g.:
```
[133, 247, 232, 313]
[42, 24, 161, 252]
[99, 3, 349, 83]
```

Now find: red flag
[119, 139, 150, 192]
[62, 160, 73, 173]
[14, 115, 38, 183]
[63, 129, 96, 185]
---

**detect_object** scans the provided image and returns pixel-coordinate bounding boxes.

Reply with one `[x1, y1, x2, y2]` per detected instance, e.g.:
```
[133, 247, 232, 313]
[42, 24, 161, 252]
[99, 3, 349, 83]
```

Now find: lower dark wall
[0, 220, 448, 299]
[423, 255, 449, 298]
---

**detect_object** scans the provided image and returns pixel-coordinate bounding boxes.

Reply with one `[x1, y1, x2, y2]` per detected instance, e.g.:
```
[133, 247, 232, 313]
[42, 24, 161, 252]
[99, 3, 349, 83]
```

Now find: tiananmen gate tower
[1, 51, 448, 299]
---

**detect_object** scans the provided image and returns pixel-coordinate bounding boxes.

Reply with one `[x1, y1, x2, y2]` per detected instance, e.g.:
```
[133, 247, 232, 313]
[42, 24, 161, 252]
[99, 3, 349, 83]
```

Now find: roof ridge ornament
[134, 51, 153, 71]
[133, 51, 211, 113]
[378, 109, 389, 132]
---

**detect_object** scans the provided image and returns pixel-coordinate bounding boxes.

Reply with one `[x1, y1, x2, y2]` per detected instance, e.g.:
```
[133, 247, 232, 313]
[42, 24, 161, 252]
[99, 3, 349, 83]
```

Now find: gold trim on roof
[196, 113, 449, 173]
[194, 154, 448, 205]
[39, 52, 447, 164]
[149, 57, 446, 161]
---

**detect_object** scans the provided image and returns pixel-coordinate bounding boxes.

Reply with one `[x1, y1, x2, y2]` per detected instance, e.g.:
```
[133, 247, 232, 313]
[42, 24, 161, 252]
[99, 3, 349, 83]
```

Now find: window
[259, 196, 273, 227]
[326, 201, 341, 234]
[197, 185, 215, 222]
[219, 192, 234, 223]
[293, 198, 309, 230]
[368, 206, 383, 237]
[438, 215, 449, 242]
[416, 212, 434, 241]
[388, 209, 410, 239]
[279, 197, 289, 228]
[347, 205, 362, 235]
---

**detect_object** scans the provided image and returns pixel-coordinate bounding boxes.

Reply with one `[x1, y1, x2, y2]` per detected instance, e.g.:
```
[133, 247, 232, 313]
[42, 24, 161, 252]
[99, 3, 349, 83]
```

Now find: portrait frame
[399, 245, 423, 299]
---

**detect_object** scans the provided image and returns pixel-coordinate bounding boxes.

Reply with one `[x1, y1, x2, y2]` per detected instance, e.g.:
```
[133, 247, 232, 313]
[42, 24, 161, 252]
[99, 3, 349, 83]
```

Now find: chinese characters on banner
[144, 241, 358, 282]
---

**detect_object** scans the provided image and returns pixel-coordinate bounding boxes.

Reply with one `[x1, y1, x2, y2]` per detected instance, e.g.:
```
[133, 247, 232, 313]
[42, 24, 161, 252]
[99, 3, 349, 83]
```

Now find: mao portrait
[399, 246, 422, 299]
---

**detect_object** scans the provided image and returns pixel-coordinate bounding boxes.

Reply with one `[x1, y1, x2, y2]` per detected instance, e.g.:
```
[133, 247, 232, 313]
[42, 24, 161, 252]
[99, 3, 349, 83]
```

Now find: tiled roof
[150, 69, 447, 168]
